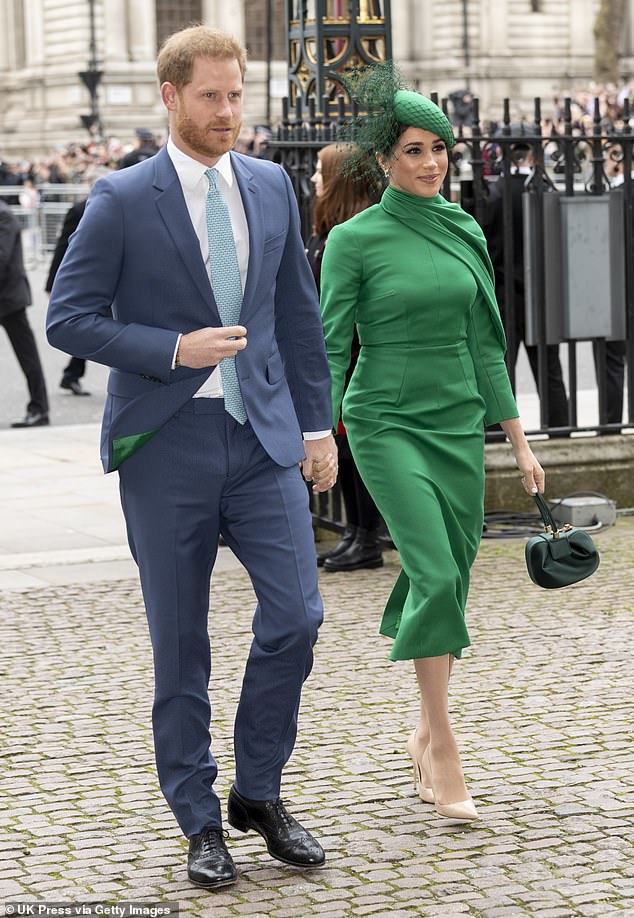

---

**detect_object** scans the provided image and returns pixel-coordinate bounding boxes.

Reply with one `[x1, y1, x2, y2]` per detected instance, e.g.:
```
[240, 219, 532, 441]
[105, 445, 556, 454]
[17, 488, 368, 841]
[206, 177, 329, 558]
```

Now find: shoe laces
[274, 798, 297, 831]
[199, 827, 229, 856]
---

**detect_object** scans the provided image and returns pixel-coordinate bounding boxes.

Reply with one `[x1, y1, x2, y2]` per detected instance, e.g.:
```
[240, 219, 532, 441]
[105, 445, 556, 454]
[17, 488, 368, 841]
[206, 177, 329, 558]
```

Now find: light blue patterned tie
[205, 167, 247, 424]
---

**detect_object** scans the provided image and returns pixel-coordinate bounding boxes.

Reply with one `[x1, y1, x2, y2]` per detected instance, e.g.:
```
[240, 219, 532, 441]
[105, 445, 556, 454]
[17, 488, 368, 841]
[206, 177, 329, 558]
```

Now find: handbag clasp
[545, 522, 572, 540]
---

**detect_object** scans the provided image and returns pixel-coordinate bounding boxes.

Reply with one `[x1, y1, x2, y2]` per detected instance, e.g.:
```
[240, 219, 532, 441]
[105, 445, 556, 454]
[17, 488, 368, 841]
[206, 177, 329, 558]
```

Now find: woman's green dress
[320, 186, 518, 662]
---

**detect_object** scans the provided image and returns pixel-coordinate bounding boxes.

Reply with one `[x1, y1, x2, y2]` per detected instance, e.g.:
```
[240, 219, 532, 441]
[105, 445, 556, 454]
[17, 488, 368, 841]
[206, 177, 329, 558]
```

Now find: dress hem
[380, 626, 470, 663]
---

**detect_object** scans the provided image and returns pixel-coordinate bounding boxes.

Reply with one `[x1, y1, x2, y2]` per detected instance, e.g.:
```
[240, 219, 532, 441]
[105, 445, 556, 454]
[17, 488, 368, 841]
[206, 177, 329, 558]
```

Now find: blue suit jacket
[47, 148, 332, 472]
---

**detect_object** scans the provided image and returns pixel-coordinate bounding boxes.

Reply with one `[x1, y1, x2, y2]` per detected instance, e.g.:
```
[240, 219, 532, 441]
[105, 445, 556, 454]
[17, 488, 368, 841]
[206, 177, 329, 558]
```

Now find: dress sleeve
[467, 289, 519, 426]
[319, 223, 363, 424]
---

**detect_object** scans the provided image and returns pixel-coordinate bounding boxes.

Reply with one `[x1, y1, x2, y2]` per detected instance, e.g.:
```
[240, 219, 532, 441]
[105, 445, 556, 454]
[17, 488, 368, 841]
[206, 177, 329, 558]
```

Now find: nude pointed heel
[406, 731, 435, 804]
[434, 798, 479, 824]
[426, 743, 479, 823]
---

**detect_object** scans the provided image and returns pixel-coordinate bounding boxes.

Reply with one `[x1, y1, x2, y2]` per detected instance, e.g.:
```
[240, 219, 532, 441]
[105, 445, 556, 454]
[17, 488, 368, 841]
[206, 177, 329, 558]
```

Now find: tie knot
[205, 167, 219, 191]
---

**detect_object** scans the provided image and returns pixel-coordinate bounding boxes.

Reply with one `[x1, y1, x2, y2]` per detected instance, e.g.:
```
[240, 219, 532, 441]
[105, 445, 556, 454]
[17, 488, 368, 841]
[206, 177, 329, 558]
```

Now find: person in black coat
[45, 199, 90, 395]
[483, 144, 569, 429]
[0, 199, 50, 426]
[116, 128, 160, 169]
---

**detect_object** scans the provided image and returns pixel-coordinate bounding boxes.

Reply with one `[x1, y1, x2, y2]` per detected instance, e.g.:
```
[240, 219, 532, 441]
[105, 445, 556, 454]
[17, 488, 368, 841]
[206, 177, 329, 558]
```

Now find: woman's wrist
[500, 417, 528, 451]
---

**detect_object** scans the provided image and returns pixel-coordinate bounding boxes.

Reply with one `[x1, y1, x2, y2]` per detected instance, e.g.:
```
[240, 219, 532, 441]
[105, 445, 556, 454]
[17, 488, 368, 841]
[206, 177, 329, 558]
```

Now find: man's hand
[177, 326, 247, 368]
[301, 435, 338, 493]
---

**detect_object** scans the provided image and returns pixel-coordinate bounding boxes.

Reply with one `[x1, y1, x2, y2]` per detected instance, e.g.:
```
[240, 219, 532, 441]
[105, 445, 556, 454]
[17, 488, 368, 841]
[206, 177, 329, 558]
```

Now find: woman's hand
[499, 417, 545, 496]
[515, 445, 545, 496]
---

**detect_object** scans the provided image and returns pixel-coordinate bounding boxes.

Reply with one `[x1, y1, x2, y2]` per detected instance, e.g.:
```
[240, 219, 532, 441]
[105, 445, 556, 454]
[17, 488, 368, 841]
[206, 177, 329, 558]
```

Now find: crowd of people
[0, 123, 274, 190]
[550, 80, 634, 132]
[0, 136, 134, 187]
[448, 80, 634, 135]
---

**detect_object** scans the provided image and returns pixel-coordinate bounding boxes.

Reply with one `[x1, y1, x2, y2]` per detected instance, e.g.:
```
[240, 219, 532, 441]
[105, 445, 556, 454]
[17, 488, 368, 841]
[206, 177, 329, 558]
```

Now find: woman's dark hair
[313, 144, 382, 236]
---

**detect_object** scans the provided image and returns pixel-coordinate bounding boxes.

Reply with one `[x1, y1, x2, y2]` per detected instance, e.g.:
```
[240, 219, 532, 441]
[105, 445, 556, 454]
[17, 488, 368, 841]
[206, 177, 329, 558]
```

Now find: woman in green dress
[320, 84, 545, 823]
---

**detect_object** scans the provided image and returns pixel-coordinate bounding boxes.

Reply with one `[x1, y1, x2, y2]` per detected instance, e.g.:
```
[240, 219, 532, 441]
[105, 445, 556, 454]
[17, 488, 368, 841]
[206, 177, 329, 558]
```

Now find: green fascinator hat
[339, 62, 455, 178]
[392, 89, 456, 149]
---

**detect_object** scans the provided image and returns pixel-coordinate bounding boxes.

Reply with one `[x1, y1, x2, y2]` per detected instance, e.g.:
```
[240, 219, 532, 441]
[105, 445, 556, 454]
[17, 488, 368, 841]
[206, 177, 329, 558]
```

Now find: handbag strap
[533, 493, 559, 533]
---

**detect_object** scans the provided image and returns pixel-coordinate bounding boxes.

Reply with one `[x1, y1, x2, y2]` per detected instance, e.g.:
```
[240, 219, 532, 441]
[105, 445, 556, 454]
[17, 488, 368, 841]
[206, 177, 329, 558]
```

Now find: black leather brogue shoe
[11, 411, 50, 428]
[227, 785, 325, 867]
[187, 827, 237, 889]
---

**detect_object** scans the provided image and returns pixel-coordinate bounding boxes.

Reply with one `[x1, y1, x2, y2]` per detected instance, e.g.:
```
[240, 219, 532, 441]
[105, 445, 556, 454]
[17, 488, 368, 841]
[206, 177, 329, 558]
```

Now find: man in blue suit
[47, 25, 336, 889]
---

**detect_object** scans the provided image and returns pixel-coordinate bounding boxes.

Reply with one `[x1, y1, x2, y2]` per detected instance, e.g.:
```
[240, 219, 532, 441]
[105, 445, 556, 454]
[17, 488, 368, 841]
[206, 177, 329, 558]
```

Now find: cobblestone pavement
[3, 518, 634, 917]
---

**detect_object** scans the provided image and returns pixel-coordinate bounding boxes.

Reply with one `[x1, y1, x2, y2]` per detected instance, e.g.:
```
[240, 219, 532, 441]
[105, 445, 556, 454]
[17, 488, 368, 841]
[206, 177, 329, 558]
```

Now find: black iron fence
[268, 93, 634, 531]
[452, 95, 634, 439]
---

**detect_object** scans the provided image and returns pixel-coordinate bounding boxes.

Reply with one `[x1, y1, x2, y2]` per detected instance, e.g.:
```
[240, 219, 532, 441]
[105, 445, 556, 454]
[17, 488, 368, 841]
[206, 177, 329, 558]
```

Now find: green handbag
[525, 493, 600, 589]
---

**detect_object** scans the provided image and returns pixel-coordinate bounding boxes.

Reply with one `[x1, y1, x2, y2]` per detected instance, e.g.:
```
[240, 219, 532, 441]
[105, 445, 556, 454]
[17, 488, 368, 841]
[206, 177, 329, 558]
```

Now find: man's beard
[176, 111, 241, 160]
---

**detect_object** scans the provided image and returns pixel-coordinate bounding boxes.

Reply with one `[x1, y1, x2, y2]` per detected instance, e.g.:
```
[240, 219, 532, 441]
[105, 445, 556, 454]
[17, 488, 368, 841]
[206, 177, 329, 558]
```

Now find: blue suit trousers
[118, 398, 323, 837]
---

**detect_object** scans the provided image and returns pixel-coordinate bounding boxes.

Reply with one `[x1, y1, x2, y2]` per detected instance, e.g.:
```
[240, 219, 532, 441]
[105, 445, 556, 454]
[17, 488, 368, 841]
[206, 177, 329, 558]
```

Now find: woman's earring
[383, 169, 390, 179]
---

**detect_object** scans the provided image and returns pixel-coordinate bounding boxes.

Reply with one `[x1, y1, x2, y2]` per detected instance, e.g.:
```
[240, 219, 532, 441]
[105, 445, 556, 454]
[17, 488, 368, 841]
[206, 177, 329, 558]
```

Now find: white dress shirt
[167, 137, 329, 439]
[167, 138, 248, 397]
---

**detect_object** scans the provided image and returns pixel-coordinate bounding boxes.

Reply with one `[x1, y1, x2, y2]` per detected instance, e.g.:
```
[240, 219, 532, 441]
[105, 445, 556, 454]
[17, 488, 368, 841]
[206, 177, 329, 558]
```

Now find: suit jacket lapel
[231, 152, 262, 320]
[152, 149, 220, 320]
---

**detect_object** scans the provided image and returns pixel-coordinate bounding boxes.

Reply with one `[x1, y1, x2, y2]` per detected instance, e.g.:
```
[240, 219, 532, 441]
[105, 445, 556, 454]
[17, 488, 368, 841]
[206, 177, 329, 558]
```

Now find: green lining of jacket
[111, 429, 159, 470]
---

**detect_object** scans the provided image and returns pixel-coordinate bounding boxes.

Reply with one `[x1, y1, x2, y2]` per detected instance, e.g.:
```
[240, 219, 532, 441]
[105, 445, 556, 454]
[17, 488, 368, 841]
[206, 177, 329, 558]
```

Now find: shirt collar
[166, 136, 234, 191]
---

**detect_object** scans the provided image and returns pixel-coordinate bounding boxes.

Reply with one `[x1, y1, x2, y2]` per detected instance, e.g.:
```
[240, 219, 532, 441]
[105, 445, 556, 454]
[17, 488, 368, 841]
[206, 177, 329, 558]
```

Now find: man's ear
[161, 82, 178, 111]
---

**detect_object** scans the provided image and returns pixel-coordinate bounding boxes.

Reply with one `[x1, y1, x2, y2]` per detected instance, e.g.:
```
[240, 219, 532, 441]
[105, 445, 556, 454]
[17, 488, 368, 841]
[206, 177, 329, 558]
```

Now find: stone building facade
[397, 0, 634, 120]
[0, 0, 633, 156]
